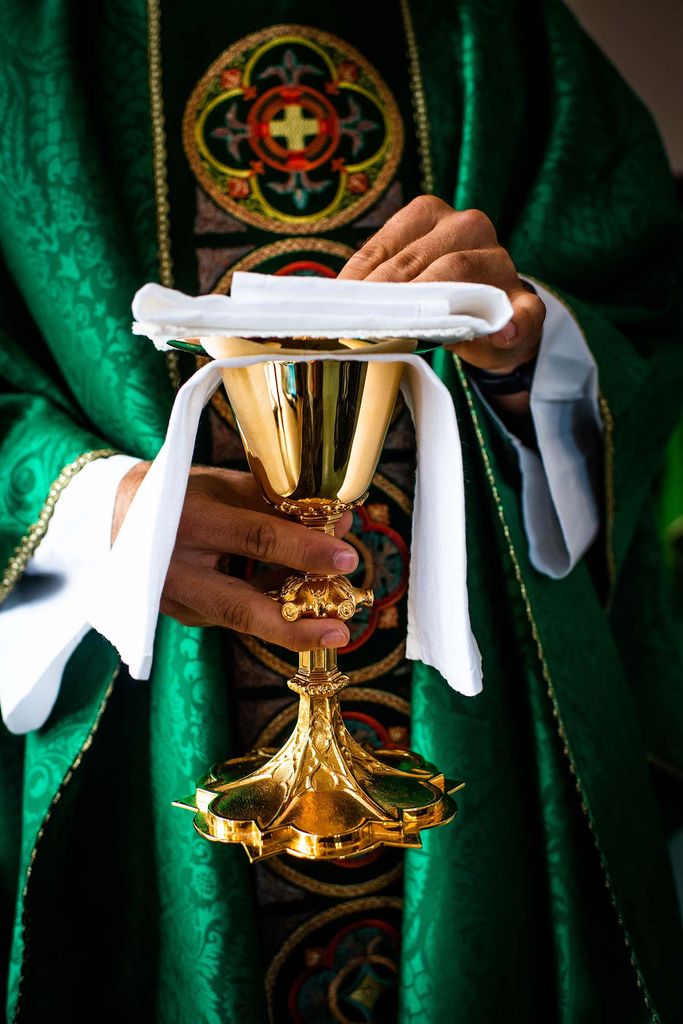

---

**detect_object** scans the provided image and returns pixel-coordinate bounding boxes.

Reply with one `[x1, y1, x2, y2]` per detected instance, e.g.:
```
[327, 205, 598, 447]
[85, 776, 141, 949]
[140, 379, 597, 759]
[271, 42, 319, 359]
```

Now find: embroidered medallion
[266, 898, 402, 1024]
[183, 25, 404, 232]
[214, 236, 355, 290]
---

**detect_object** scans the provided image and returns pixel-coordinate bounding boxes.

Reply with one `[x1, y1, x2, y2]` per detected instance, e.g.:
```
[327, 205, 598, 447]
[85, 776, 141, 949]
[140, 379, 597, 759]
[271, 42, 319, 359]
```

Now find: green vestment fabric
[0, 1, 682, 1022]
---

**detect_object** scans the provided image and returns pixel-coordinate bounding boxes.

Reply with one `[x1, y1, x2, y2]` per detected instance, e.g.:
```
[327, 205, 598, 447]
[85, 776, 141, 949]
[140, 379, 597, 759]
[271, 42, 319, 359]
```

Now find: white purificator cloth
[101, 274, 509, 691]
[132, 271, 513, 344]
[0, 277, 606, 732]
[86, 352, 484, 697]
[2, 275, 519, 729]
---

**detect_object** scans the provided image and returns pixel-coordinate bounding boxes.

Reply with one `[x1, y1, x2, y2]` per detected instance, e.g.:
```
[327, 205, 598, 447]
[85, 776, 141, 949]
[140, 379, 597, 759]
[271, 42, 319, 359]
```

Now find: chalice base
[174, 686, 463, 863]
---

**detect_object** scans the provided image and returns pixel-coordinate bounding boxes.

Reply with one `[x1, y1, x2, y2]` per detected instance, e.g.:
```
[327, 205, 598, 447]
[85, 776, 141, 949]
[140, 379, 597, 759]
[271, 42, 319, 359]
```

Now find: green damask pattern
[0, 1, 681, 1022]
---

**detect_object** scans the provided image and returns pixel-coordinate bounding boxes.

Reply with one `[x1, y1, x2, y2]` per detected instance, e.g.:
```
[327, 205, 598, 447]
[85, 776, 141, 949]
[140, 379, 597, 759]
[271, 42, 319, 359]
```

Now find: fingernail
[321, 629, 348, 648]
[502, 321, 517, 343]
[333, 549, 358, 571]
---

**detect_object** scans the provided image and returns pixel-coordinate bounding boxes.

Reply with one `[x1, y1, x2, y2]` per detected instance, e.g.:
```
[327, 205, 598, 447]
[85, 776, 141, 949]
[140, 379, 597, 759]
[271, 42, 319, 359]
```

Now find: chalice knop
[175, 338, 462, 861]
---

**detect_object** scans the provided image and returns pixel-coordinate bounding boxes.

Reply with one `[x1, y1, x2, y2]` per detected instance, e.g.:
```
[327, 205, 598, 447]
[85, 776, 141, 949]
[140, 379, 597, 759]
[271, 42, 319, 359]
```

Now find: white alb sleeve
[490, 280, 602, 579]
[0, 454, 140, 734]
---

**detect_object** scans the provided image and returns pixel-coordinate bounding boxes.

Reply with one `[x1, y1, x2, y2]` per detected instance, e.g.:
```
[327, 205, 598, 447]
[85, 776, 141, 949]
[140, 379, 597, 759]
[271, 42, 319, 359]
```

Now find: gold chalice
[174, 337, 462, 861]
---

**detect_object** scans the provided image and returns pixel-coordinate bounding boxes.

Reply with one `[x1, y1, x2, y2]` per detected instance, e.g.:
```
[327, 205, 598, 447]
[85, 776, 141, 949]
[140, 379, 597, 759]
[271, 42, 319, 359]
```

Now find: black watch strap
[465, 355, 537, 396]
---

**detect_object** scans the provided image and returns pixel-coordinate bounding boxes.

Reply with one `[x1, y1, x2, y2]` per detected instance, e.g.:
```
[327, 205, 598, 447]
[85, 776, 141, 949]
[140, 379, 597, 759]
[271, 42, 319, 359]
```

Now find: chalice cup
[175, 338, 462, 861]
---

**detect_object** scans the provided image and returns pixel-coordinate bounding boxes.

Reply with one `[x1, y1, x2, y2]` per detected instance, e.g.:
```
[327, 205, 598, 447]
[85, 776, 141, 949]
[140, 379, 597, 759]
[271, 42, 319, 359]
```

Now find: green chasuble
[1, 1, 683, 1022]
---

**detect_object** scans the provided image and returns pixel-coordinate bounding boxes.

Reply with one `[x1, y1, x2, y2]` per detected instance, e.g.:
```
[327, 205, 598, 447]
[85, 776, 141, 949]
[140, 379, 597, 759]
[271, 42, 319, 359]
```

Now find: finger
[187, 467, 272, 514]
[454, 288, 546, 372]
[247, 519, 354, 589]
[178, 494, 359, 575]
[485, 287, 545, 352]
[189, 471, 355, 536]
[248, 567, 291, 592]
[338, 195, 447, 280]
[333, 510, 354, 537]
[339, 197, 495, 281]
[362, 215, 501, 283]
[163, 566, 351, 652]
[410, 246, 516, 287]
[159, 596, 211, 628]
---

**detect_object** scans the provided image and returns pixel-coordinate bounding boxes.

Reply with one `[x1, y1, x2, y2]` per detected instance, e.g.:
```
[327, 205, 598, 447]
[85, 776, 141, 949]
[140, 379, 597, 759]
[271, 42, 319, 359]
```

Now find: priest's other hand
[338, 195, 545, 375]
[112, 463, 357, 652]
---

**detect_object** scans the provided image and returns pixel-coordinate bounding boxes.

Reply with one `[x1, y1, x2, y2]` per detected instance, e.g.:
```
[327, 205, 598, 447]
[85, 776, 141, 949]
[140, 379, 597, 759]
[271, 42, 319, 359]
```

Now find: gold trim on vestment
[147, 0, 172, 289]
[147, 0, 180, 391]
[598, 392, 617, 603]
[266, 854, 403, 899]
[453, 354, 657, 1020]
[0, 448, 118, 606]
[399, 0, 434, 195]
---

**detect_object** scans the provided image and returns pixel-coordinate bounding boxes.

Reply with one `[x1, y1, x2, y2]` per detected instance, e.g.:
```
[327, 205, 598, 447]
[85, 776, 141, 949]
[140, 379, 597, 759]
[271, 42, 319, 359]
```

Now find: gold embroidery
[183, 25, 404, 233]
[256, 685, 411, 747]
[13, 665, 120, 1023]
[213, 236, 355, 294]
[267, 855, 403, 900]
[147, 0, 180, 391]
[147, 0, 172, 289]
[399, 0, 434, 195]
[454, 355, 656, 1020]
[371, 471, 412, 517]
[0, 449, 118, 605]
[265, 896, 403, 1017]
[240, 633, 406, 686]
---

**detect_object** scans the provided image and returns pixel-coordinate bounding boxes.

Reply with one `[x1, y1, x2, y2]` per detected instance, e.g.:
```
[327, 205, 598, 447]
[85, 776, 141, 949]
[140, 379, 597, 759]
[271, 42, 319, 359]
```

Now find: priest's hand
[338, 195, 545, 376]
[112, 463, 357, 652]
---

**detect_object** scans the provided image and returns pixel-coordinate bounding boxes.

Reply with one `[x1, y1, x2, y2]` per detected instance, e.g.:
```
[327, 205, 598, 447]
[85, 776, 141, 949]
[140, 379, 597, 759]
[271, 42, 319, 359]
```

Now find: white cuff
[481, 280, 601, 579]
[0, 454, 140, 733]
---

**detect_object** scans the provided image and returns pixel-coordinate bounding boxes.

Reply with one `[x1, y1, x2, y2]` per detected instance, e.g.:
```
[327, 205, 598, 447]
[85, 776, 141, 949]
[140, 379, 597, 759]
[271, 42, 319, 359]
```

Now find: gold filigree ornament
[277, 572, 373, 624]
[174, 338, 462, 861]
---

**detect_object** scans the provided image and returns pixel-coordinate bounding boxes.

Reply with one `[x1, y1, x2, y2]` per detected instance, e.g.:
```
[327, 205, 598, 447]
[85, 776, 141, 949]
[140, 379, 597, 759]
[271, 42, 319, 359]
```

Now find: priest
[0, 1, 682, 1022]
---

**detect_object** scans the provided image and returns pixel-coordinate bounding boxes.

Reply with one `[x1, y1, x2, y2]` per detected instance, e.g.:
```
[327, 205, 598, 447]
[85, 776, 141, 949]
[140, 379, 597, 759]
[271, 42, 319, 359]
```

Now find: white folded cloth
[132, 271, 512, 346]
[89, 275, 497, 695]
[87, 352, 483, 697]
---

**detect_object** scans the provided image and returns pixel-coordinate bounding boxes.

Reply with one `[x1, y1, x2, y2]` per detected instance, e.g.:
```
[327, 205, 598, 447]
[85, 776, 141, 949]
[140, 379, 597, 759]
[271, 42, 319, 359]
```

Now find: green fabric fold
[0, 1, 681, 1021]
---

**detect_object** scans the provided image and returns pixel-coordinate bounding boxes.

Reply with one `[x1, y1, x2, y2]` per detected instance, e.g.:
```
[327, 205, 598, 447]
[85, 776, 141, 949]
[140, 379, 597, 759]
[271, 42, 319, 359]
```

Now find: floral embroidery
[183, 25, 403, 232]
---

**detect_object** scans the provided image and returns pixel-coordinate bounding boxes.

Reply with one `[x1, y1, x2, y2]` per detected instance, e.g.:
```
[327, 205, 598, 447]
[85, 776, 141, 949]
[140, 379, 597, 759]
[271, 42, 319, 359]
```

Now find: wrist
[464, 357, 536, 449]
[112, 461, 150, 544]
[464, 355, 537, 396]
[489, 390, 531, 415]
